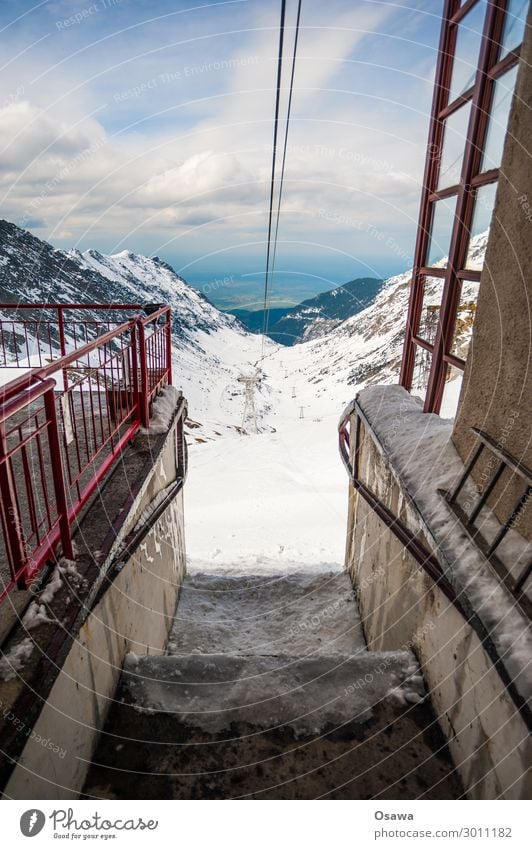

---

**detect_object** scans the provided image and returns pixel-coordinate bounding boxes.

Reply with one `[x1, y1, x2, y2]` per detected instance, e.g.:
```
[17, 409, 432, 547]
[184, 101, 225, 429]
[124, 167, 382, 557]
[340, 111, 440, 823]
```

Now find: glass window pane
[440, 364, 464, 419]
[499, 0, 529, 59]
[448, 1, 487, 103]
[412, 344, 431, 404]
[465, 182, 497, 269]
[426, 196, 457, 266]
[418, 276, 444, 343]
[451, 279, 480, 358]
[438, 102, 471, 189]
[481, 66, 518, 171]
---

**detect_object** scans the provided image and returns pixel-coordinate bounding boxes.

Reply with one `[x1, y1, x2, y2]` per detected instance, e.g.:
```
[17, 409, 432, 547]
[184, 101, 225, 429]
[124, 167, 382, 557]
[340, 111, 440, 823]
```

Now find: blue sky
[0, 0, 443, 307]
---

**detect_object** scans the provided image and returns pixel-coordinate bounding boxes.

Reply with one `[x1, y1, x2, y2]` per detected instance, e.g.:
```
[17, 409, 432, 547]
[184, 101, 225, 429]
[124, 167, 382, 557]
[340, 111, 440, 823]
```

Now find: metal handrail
[0, 303, 145, 310]
[0, 305, 173, 604]
[442, 427, 532, 618]
[338, 410, 464, 611]
[0, 317, 135, 403]
[338, 400, 532, 731]
[0, 302, 167, 373]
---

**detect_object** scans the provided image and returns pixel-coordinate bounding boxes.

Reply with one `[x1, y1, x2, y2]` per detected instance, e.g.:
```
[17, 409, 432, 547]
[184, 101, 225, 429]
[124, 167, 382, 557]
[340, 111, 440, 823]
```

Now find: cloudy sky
[0, 0, 442, 307]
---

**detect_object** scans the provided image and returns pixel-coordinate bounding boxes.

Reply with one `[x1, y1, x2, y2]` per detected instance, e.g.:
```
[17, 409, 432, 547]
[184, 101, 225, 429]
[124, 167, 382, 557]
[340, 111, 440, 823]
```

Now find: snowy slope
[254, 230, 487, 423]
[73, 248, 279, 424]
[1, 218, 488, 572]
[0, 218, 487, 432]
[0, 219, 278, 425]
[185, 417, 349, 571]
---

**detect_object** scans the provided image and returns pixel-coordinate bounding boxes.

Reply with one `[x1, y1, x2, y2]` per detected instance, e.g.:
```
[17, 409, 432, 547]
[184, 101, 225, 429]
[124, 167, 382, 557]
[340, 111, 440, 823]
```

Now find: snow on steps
[123, 574, 424, 736]
[83, 571, 462, 799]
[166, 572, 367, 657]
[83, 650, 460, 799]
[119, 650, 426, 736]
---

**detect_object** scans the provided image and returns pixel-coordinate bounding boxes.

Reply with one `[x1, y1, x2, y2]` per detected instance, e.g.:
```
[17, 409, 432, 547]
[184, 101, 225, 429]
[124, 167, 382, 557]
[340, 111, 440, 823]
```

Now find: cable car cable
[262, 0, 302, 344]
[260, 0, 287, 362]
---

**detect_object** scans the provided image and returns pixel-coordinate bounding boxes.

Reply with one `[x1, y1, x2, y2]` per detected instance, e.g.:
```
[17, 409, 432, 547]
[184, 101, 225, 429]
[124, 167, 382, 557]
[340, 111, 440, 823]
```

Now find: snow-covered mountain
[0, 218, 489, 578]
[0, 219, 487, 431]
[256, 231, 487, 422]
[0, 219, 275, 425]
[228, 277, 383, 345]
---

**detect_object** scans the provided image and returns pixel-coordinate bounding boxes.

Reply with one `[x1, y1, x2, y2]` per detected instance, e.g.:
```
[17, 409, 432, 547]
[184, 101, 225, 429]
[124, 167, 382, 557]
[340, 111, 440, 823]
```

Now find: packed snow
[185, 418, 348, 573]
[357, 385, 532, 707]
[0, 223, 489, 577]
[0, 637, 34, 682]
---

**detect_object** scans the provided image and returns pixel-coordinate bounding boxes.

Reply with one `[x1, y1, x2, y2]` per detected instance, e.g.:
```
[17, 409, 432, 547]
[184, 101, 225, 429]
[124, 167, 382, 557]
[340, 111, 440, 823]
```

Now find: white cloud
[0, 0, 438, 280]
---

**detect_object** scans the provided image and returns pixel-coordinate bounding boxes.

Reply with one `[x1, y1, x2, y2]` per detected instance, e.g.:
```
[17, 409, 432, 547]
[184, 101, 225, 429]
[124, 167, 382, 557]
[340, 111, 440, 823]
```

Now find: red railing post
[0, 423, 29, 588]
[129, 321, 140, 418]
[43, 386, 74, 562]
[57, 305, 69, 391]
[57, 306, 66, 357]
[136, 319, 150, 428]
[165, 309, 173, 386]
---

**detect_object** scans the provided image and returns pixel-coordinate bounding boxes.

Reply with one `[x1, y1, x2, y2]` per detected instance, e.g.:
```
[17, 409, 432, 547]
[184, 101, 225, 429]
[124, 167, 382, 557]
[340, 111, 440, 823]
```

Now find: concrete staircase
[83, 571, 462, 799]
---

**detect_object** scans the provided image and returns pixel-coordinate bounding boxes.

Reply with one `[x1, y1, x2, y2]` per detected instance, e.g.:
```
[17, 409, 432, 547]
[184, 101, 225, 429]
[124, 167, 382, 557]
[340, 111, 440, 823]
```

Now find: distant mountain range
[227, 277, 383, 345]
[228, 307, 291, 335]
[0, 218, 272, 425]
[0, 218, 487, 428]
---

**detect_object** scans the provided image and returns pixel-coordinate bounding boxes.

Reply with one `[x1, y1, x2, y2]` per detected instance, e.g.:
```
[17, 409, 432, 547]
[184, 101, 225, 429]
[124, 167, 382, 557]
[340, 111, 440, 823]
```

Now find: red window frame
[399, 0, 526, 413]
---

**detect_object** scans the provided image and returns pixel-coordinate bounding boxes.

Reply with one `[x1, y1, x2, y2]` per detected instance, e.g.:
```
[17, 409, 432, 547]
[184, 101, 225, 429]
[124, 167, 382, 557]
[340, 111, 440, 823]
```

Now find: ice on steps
[83, 570, 461, 800]
[124, 571, 424, 737]
[166, 571, 366, 658]
[123, 651, 425, 737]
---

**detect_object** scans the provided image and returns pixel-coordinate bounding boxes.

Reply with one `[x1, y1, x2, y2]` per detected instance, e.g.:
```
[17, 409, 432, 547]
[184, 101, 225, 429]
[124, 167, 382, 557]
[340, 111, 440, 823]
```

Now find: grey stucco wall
[3, 410, 187, 799]
[452, 7, 532, 539]
[345, 411, 531, 800]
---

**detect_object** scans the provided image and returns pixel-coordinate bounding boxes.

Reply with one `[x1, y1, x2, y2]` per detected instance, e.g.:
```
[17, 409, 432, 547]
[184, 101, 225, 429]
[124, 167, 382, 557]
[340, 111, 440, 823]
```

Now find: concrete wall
[453, 6, 532, 539]
[345, 410, 531, 800]
[3, 407, 187, 800]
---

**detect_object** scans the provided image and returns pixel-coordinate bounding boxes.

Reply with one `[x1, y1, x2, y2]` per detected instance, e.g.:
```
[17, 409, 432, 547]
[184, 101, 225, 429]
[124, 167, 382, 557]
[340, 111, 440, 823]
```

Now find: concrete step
[83, 650, 462, 799]
[83, 569, 462, 799]
[166, 571, 367, 657]
[121, 650, 425, 734]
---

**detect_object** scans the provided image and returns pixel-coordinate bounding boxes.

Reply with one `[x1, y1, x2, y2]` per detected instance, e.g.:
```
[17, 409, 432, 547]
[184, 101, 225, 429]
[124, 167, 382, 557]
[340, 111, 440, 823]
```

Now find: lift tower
[238, 370, 262, 434]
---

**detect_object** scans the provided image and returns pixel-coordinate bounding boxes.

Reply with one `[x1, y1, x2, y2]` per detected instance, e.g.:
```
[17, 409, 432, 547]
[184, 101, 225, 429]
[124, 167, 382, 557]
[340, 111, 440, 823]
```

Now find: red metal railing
[0, 304, 173, 602]
[0, 302, 146, 369]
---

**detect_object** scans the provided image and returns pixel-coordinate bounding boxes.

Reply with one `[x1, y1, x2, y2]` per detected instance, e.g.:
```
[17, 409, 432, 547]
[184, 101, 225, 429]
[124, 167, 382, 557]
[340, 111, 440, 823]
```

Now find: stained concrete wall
[452, 6, 532, 539]
[2, 401, 187, 800]
[344, 404, 531, 799]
